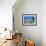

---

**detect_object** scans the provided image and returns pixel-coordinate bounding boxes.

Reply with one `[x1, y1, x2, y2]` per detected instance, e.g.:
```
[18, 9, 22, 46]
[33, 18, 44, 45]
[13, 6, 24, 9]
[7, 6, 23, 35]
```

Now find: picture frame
[22, 14, 37, 26]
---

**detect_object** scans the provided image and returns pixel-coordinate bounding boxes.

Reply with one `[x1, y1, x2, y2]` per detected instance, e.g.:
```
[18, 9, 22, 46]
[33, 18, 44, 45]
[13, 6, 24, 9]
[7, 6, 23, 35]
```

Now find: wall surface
[0, 0, 16, 30]
[41, 0, 46, 46]
[13, 0, 42, 46]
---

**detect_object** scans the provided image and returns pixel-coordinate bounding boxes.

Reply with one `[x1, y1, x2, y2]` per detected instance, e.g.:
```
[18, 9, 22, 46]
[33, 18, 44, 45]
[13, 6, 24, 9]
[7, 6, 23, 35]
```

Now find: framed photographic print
[22, 14, 37, 26]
